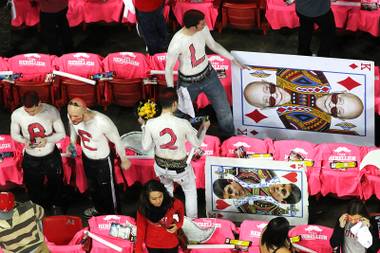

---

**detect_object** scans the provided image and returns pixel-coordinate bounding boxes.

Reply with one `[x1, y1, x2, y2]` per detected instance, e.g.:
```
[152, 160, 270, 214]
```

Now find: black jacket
[330, 216, 380, 253]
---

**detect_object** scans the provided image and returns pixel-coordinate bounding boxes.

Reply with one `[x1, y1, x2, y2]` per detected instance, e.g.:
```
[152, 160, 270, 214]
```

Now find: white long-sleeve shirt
[69, 110, 126, 160]
[165, 26, 235, 87]
[10, 103, 65, 157]
[141, 112, 207, 160]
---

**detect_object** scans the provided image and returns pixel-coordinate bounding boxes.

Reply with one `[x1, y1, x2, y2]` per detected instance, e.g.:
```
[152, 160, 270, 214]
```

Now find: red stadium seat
[43, 215, 83, 245]
[220, 1, 262, 32]
[103, 52, 149, 107]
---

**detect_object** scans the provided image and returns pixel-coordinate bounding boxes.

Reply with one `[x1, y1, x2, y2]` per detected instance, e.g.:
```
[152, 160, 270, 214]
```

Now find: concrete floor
[1, 22, 380, 227]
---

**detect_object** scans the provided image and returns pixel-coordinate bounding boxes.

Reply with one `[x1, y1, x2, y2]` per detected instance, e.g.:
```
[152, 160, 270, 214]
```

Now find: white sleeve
[46, 108, 65, 143]
[141, 124, 154, 151]
[204, 27, 235, 61]
[10, 112, 27, 144]
[165, 38, 181, 88]
[102, 116, 126, 160]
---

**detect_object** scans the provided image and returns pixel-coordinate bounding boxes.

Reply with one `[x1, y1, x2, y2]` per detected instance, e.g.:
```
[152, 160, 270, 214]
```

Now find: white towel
[350, 221, 373, 248]
[123, 0, 135, 18]
[177, 87, 195, 118]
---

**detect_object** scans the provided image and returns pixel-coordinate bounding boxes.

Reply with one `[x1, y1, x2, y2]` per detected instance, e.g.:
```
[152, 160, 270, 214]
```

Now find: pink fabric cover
[67, 0, 85, 27]
[46, 229, 87, 253]
[191, 218, 237, 253]
[8, 54, 56, 82]
[0, 135, 23, 186]
[196, 55, 232, 109]
[273, 140, 320, 195]
[314, 143, 365, 197]
[54, 53, 103, 78]
[56, 137, 87, 193]
[88, 215, 136, 253]
[220, 136, 273, 157]
[103, 52, 149, 79]
[375, 66, 380, 115]
[265, 0, 380, 36]
[114, 149, 157, 187]
[288, 225, 333, 253]
[11, 0, 40, 27]
[0, 58, 11, 108]
[361, 164, 380, 200]
[265, 0, 299, 29]
[238, 220, 268, 253]
[185, 135, 221, 189]
[147, 53, 179, 83]
[172, 2, 219, 30]
[83, 0, 124, 23]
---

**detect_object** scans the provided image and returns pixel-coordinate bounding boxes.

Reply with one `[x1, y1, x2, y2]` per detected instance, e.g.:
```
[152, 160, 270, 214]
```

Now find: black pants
[40, 8, 73, 56]
[147, 247, 178, 253]
[297, 9, 336, 57]
[22, 146, 63, 209]
[82, 154, 119, 214]
[136, 5, 167, 55]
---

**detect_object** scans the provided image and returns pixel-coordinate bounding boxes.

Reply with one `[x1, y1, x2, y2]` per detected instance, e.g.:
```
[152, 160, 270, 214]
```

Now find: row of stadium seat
[0, 52, 231, 111]
[1, 134, 379, 200]
[23, 215, 333, 253]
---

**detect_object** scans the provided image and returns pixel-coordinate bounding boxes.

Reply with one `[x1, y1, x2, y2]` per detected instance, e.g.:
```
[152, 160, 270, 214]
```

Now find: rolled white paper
[84, 231, 123, 252]
[150, 70, 178, 75]
[53, 70, 96, 85]
[292, 243, 318, 253]
[187, 244, 235, 249]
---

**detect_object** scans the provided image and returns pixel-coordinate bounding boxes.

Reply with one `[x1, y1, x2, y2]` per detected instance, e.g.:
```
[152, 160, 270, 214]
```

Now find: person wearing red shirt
[135, 0, 167, 55]
[135, 180, 184, 253]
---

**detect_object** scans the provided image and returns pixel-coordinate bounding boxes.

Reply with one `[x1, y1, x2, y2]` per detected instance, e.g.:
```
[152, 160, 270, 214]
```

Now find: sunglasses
[68, 101, 81, 107]
[330, 93, 339, 117]
[268, 84, 276, 107]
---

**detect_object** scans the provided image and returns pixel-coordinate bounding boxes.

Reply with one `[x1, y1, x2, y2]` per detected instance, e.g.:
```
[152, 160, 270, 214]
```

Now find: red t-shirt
[135, 0, 164, 12]
[135, 198, 184, 253]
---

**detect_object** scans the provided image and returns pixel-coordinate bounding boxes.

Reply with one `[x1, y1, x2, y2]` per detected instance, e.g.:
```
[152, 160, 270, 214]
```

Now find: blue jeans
[136, 5, 167, 55]
[178, 68, 235, 136]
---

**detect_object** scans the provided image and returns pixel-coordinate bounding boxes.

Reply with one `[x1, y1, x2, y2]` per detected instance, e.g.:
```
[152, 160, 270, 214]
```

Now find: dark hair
[213, 179, 230, 199]
[283, 184, 302, 204]
[158, 87, 178, 109]
[346, 199, 370, 219]
[261, 217, 290, 251]
[183, 9, 205, 28]
[22, 91, 40, 108]
[138, 180, 174, 222]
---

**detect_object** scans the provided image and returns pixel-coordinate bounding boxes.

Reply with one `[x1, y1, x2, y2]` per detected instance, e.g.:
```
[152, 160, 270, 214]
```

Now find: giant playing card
[232, 51, 375, 145]
[205, 157, 308, 225]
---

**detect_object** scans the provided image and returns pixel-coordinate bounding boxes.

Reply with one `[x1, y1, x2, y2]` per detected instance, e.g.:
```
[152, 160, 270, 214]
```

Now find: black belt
[179, 64, 213, 83]
[155, 155, 187, 174]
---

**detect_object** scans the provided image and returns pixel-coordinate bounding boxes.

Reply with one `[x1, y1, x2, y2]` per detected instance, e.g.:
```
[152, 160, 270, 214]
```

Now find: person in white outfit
[10, 91, 65, 214]
[139, 87, 210, 218]
[165, 9, 246, 138]
[67, 98, 131, 217]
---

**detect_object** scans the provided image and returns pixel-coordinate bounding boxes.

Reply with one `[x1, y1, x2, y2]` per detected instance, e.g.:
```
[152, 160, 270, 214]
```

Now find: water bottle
[68, 143, 77, 158]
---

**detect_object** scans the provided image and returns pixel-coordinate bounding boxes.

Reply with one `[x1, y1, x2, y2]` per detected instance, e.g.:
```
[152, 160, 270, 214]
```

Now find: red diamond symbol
[250, 130, 258, 135]
[322, 87, 330, 92]
[337, 77, 361, 91]
[277, 107, 286, 113]
[349, 63, 358, 69]
[245, 109, 267, 123]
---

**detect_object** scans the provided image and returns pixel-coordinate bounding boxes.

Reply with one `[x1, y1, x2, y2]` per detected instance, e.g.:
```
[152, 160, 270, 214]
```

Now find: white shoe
[182, 216, 216, 243]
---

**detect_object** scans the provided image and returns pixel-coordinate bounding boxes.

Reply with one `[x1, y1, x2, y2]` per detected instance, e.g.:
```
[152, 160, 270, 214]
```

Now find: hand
[166, 224, 178, 233]
[35, 137, 47, 148]
[201, 117, 211, 130]
[232, 59, 249, 70]
[339, 213, 348, 228]
[137, 117, 145, 126]
[121, 158, 131, 170]
[360, 217, 370, 227]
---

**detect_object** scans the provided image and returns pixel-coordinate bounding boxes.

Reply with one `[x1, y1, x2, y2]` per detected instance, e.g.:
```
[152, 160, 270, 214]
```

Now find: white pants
[154, 163, 198, 218]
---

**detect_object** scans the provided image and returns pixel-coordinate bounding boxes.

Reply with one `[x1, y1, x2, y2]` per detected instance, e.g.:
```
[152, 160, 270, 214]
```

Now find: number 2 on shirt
[159, 128, 178, 150]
